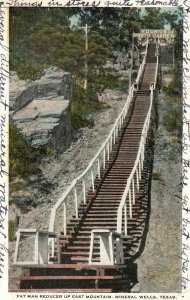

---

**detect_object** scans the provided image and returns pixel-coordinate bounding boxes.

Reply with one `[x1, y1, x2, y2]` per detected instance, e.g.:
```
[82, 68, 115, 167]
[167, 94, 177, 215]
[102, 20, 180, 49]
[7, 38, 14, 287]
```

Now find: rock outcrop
[10, 67, 75, 151]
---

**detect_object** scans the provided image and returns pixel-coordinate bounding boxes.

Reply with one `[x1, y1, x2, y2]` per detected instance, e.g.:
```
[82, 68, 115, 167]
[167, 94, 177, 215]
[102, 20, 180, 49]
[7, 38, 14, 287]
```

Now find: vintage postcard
[0, 0, 190, 299]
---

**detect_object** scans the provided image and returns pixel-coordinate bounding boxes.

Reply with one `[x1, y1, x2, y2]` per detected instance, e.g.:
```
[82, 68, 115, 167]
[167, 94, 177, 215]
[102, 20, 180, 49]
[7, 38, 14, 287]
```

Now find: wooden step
[20, 263, 128, 269]
[10, 288, 113, 293]
[12, 275, 127, 281]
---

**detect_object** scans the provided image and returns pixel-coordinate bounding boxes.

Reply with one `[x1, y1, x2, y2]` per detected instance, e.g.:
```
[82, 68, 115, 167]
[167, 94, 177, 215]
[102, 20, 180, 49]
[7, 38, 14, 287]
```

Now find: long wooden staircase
[11, 43, 158, 292]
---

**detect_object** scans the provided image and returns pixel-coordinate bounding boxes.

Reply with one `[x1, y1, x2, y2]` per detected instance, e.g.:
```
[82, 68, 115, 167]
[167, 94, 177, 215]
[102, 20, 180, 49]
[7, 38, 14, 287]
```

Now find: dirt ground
[134, 76, 181, 292]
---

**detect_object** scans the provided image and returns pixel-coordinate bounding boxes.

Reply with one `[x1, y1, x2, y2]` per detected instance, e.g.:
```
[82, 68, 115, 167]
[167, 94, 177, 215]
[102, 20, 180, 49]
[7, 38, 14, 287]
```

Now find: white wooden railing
[48, 45, 149, 236]
[116, 84, 154, 236]
[136, 42, 149, 85]
[48, 86, 135, 235]
[89, 229, 124, 265]
[154, 41, 159, 89]
[116, 48, 159, 236]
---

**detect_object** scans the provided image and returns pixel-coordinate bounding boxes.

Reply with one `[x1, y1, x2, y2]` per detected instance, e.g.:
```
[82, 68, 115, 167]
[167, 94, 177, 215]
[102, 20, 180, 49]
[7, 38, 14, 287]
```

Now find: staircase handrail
[154, 48, 159, 89]
[49, 85, 134, 233]
[136, 42, 149, 85]
[48, 44, 150, 235]
[49, 42, 148, 235]
[117, 48, 159, 235]
[117, 85, 154, 234]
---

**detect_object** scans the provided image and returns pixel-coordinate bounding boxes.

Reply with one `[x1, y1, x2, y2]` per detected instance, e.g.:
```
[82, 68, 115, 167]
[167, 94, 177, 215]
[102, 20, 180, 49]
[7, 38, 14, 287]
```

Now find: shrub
[16, 62, 45, 81]
[71, 71, 127, 130]
[163, 68, 182, 97]
[9, 220, 16, 241]
[9, 182, 25, 193]
[46, 146, 54, 156]
[170, 135, 181, 143]
[163, 104, 182, 136]
[70, 84, 103, 130]
[89, 71, 128, 92]
[152, 170, 161, 180]
[167, 147, 177, 161]
[9, 122, 41, 179]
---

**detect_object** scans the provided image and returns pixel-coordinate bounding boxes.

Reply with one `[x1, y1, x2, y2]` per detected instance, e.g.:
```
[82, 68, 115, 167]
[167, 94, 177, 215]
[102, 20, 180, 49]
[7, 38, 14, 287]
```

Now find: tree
[10, 8, 70, 70]
[72, 8, 141, 50]
[160, 9, 183, 64]
[29, 25, 112, 78]
[141, 8, 164, 29]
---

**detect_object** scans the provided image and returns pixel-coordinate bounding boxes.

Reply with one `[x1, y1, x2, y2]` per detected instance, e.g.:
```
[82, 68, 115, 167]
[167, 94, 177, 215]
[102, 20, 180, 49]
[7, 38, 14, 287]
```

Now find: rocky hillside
[10, 67, 75, 151]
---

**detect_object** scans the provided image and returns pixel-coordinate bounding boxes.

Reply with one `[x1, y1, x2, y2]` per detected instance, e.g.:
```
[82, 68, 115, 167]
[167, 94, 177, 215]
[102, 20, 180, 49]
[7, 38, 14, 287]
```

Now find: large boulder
[10, 67, 75, 152]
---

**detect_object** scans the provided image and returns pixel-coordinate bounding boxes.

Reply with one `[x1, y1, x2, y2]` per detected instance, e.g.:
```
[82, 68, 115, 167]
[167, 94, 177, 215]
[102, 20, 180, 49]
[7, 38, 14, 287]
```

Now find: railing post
[14, 231, 20, 264]
[63, 202, 67, 236]
[103, 148, 106, 169]
[83, 179, 86, 204]
[89, 231, 94, 264]
[110, 135, 113, 152]
[91, 169, 95, 192]
[139, 160, 141, 180]
[74, 187, 78, 219]
[117, 208, 122, 234]
[97, 158, 100, 179]
[141, 151, 144, 170]
[113, 130, 116, 144]
[142, 135, 145, 162]
[107, 142, 110, 161]
[51, 238, 55, 258]
[56, 235, 61, 263]
[121, 114, 123, 125]
[116, 124, 119, 138]
[131, 85, 134, 98]
[136, 169, 139, 191]
[124, 204, 127, 236]
[34, 231, 39, 263]
[129, 188, 132, 218]
[132, 178, 135, 204]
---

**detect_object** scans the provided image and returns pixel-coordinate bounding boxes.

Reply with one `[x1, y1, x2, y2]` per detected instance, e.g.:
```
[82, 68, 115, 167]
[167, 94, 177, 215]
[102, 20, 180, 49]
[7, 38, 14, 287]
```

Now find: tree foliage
[164, 68, 182, 97]
[9, 122, 41, 178]
[73, 8, 141, 50]
[163, 68, 182, 137]
[29, 26, 112, 76]
[10, 8, 70, 70]
[141, 8, 164, 29]
[10, 7, 182, 76]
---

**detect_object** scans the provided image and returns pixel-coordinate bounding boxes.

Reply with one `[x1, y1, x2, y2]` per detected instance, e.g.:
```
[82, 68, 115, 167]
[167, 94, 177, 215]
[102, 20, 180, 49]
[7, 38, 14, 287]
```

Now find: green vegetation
[10, 8, 182, 80]
[141, 8, 165, 29]
[10, 181, 26, 193]
[17, 62, 45, 81]
[163, 68, 182, 97]
[71, 71, 128, 130]
[163, 102, 182, 136]
[163, 68, 182, 137]
[71, 84, 101, 129]
[29, 27, 112, 78]
[89, 71, 128, 92]
[9, 122, 41, 179]
[167, 145, 178, 161]
[152, 170, 161, 180]
[9, 8, 183, 179]
[9, 220, 16, 241]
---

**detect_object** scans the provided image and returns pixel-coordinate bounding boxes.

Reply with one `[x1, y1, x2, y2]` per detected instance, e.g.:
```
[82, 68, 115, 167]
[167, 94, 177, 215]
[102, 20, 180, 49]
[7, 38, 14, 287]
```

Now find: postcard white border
[0, 0, 189, 299]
